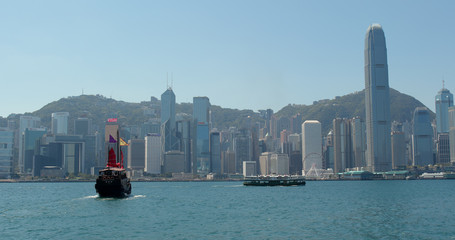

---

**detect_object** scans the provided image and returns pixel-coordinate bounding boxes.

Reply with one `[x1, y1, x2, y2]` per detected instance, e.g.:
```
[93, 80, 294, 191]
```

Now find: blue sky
[1, 0, 454, 117]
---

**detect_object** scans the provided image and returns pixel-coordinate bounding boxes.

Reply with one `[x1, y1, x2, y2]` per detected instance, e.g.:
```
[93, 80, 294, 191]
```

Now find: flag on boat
[109, 135, 117, 143]
[120, 138, 128, 146]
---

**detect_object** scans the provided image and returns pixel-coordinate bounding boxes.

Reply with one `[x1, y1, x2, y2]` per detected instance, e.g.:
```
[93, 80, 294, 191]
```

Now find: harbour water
[2, 180, 455, 239]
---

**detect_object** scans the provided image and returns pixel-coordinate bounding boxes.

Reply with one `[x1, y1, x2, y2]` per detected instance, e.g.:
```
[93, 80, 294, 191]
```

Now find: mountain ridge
[2, 88, 432, 135]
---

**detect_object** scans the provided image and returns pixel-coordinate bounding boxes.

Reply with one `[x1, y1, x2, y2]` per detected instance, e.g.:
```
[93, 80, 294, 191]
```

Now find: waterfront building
[54, 135, 86, 175]
[128, 139, 145, 175]
[333, 118, 352, 173]
[289, 151, 302, 175]
[235, 128, 251, 174]
[243, 161, 256, 177]
[435, 86, 453, 133]
[52, 112, 69, 135]
[412, 107, 434, 166]
[259, 152, 272, 175]
[323, 131, 334, 170]
[301, 120, 322, 175]
[74, 118, 91, 136]
[364, 24, 392, 172]
[391, 131, 406, 169]
[82, 135, 96, 174]
[193, 97, 211, 174]
[34, 135, 86, 176]
[270, 153, 289, 175]
[145, 134, 161, 174]
[23, 128, 47, 174]
[351, 117, 366, 168]
[176, 120, 192, 173]
[436, 133, 450, 164]
[194, 123, 210, 174]
[163, 151, 185, 173]
[221, 150, 236, 174]
[161, 88, 177, 152]
[210, 131, 221, 174]
[449, 106, 455, 163]
[18, 116, 41, 173]
[0, 129, 14, 178]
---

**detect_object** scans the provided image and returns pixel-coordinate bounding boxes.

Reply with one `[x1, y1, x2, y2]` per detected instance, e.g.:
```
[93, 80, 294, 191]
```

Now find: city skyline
[1, 1, 454, 117]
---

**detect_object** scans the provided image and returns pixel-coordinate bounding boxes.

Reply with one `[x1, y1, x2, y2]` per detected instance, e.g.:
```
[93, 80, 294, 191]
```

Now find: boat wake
[127, 194, 146, 200]
[82, 195, 99, 199]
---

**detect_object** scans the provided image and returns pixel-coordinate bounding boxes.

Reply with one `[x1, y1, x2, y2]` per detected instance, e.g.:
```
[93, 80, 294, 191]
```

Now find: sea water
[1, 180, 455, 239]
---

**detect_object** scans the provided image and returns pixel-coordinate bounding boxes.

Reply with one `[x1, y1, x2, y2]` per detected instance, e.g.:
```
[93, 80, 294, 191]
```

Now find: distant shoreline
[1, 178, 454, 183]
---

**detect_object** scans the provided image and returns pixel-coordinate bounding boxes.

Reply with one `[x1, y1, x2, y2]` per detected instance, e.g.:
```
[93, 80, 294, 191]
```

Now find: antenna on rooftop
[166, 72, 169, 89]
[443, 77, 445, 89]
[171, 72, 174, 90]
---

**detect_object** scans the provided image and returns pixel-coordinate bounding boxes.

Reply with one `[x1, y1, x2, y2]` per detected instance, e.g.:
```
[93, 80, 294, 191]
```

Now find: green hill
[4, 88, 431, 135]
[276, 88, 432, 134]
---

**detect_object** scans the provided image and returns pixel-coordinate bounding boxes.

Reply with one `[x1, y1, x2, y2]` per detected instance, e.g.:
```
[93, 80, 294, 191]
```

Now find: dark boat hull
[95, 178, 131, 198]
[243, 177, 306, 186]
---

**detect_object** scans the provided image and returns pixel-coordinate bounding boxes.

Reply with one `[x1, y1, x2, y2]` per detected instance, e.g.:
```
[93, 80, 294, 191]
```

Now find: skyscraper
[412, 107, 434, 166]
[51, 112, 69, 135]
[364, 24, 392, 172]
[161, 88, 176, 127]
[301, 120, 322, 175]
[449, 106, 455, 163]
[145, 134, 161, 174]
[0, 128, 14, 179]
[210, 131, 221, 174]
[74, 118, 91, 136]
[19, 116, 41, 173]
[193, 97, 211, 174]
[435, 86, 453, 133]
[332, 118, 351, 173]
[193, 97, 211, 125]
[161, 88, 176, 152]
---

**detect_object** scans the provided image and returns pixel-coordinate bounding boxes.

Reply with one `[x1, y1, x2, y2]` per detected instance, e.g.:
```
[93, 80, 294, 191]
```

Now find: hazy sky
[1, 0, 454, 117]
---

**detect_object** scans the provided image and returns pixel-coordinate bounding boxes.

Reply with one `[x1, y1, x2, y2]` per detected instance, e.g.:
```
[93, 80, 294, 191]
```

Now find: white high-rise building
[145, 134, 161, 174]
[270, 153, 289, 175]
[302, 120, 322, 175]
[242, 161, 256, 177]
[52, 112, 69, 135]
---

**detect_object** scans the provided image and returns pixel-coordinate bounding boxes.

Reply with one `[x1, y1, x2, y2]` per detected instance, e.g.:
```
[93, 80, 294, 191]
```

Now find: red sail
[106, 148, 117, 167]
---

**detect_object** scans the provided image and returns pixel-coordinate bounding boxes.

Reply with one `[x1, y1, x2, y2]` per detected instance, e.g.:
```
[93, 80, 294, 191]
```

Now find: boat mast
[117, 128, 120, 167]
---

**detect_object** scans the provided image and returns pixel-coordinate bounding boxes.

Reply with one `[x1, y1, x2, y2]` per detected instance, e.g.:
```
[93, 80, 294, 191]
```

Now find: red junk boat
[95, 131, 131, 198]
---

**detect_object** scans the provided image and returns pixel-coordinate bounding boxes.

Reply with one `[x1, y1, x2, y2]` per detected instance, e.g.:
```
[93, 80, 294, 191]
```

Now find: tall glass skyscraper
[161, 88, 176, 152]
[193, 97, 211, 124]
[435, 87, 453, 133]
[193, 97, 211, 174]
[412, 107, 433, 166]
[364, 24, 392, 172]
[161, 88, 176, 128]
